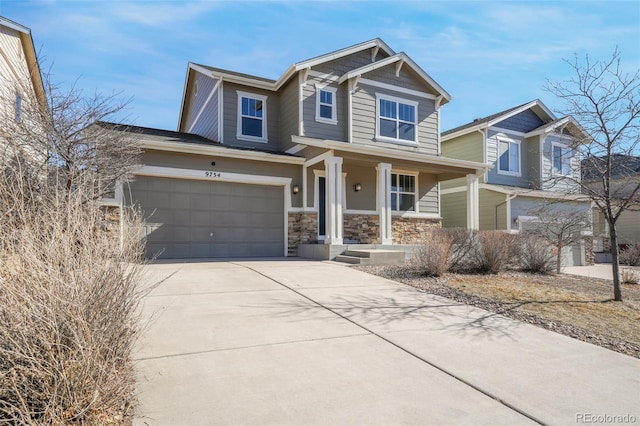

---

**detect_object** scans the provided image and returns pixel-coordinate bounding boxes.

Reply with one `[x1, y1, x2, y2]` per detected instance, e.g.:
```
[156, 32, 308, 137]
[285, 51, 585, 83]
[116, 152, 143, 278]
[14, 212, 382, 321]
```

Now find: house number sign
[205, 171, 221, 178]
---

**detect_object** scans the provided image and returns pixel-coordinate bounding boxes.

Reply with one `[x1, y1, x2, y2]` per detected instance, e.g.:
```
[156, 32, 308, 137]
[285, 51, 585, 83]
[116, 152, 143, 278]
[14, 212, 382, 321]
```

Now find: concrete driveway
[134, 259, 640, 425]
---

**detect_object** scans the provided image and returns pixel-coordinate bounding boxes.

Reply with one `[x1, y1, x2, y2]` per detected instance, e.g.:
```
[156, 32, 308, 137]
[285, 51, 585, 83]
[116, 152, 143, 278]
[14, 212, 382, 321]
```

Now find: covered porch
[286, 136, 489, 260]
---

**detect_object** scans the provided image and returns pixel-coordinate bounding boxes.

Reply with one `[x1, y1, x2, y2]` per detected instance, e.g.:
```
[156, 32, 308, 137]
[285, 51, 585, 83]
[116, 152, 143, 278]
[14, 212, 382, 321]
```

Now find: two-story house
[120, 39, 489, 259]
[0, 17, 46, 150]
[440, 99, 592, 266]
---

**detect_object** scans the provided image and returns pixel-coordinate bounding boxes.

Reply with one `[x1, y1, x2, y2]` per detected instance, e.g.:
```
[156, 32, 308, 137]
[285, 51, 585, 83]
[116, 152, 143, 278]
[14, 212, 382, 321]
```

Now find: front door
[318, 176, 326, 240]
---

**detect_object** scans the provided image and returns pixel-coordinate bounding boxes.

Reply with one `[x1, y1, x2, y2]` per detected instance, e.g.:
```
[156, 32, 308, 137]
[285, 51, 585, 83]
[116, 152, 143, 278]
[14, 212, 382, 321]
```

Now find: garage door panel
[127, 176, 285, 259]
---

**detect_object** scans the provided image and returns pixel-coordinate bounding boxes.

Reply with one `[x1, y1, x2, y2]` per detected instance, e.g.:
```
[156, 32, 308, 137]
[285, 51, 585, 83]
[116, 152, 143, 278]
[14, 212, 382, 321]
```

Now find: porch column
[467, 173, 479, 230]
[377, 162, 392, 244]
[324, 156, 343, 244]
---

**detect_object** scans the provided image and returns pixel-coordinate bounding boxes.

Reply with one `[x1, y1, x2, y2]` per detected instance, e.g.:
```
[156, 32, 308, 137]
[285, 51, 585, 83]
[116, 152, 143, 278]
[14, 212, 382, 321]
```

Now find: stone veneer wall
[288, 212, 318, 255]
[392, 216, 441, 244]
[343, 214, 380, 244]
[583, 236, 595, 265]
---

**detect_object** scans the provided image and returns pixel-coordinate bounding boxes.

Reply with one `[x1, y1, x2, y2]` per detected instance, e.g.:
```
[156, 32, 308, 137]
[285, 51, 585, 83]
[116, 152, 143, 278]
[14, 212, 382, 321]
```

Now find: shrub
[440, 228, 475, 272]
[621, 269, 639, 284]
[620, 244, 640, 266]
[0, 173, 146, 423]
[471, 231, 514, 274]
[411, 231, 453, 277]
[519, 235, 555, 274]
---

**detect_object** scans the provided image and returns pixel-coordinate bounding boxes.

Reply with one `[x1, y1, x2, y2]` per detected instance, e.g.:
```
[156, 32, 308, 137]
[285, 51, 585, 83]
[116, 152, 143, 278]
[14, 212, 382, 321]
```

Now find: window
[236, 91, 267, 142]
[391, 173, 416, 211]
[15, 93, 22, 123]
[376, 94, 418, 144]
[498, 138, 520, 175]
[315, 86, 337, 124]
[553, 144, 572, 175]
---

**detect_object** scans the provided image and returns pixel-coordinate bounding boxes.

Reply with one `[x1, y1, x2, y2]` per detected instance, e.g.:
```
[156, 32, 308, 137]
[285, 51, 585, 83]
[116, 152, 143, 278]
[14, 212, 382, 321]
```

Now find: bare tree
[1, 72, 141, 203]
[522, 205, 590, 274]
[544, 48, 640, 301]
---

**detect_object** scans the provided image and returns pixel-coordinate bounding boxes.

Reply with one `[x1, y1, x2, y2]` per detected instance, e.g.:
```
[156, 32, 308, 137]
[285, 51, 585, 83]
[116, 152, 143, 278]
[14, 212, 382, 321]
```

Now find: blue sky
[2, 0, 639, 132]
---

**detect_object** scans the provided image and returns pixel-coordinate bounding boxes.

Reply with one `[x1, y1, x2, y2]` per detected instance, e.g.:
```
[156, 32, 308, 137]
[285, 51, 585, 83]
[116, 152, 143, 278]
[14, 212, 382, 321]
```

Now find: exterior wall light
[292, 185, 300, 194]
[354, 183, 362, 192]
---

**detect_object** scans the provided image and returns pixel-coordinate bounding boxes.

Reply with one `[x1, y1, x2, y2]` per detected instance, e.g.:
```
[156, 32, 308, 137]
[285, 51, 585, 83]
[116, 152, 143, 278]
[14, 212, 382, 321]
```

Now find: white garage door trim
[128, 165, 292, 257]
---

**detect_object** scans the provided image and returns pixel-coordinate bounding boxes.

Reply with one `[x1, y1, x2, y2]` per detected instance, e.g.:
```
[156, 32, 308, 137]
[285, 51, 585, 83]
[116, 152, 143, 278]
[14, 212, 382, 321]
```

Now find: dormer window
[376, 93, 418, 145]
[315, 86, 337, 124]
[552, 144, 572, 176]
[237, 91, 267, 143]
[497, 137, 521, 176]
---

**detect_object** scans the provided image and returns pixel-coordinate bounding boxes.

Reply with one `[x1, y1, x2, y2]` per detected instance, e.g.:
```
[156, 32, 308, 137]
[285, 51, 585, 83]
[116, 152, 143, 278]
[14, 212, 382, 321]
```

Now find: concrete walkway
[134, 259, 640, 425]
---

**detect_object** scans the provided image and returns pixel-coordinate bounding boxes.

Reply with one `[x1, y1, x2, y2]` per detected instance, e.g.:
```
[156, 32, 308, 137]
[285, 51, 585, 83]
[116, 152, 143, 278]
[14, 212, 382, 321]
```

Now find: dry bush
[0, 169, 146, 423]
[411, 231, 453, 277]
[440, 228, 475, 272]
[519, 235, 555, 275]
[471, 231, 515, 274]
[620, 244, 640, 266]
[621, 269, 639, 284]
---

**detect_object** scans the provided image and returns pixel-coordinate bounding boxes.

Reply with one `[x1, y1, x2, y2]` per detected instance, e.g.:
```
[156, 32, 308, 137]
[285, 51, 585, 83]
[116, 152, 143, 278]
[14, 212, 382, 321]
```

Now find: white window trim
[551, 142, 572, 176]
[496, 136, 521, 177]
[375, 93, 419, 146]
[236, 90, 268, 143]
[315, 84, 337, 125]
[390, 171, 419, 213]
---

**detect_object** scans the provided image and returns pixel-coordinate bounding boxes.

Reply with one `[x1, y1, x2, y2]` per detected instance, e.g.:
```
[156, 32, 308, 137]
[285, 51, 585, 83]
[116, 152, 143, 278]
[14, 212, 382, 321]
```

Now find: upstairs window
[315, 86, 337, 124]
[498, 138, 520, 175]
[376, 94, 418, 144]
[237, 91, 267, 142]
[15, 93, 22, 123]
[391, 173, 416, 211]
[553, 144, 572, 176]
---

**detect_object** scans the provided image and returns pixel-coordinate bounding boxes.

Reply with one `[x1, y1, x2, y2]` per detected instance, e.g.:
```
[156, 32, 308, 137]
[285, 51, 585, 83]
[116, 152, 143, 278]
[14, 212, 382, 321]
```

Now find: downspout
[495, 194, 517, 230]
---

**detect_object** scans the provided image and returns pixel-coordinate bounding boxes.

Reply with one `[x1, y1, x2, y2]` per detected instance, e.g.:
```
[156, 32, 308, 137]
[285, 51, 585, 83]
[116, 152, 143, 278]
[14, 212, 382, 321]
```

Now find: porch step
[334, 249, 405, 265]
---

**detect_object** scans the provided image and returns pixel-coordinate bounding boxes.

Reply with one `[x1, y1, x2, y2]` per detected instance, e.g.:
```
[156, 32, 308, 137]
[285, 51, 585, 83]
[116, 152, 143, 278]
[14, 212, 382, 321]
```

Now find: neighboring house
[440, 99, 592, 266]
[120, 39, 488, 259]
[584, 154, 640, 250]
[0, 16, 46, 166]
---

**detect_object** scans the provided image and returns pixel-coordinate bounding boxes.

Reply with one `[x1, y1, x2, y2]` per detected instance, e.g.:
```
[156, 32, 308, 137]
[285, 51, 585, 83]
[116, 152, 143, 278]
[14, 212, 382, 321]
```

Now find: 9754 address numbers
[205, 171, 221, 178]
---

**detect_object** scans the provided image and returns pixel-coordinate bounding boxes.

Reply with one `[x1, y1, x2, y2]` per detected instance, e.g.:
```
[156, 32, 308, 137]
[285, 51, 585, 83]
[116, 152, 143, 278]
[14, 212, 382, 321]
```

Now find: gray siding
[352, 82, 438, 155]
[486, 128, 528, 187]
[540, 134, 581, 193]
[312, 49, 389, 75]
[185, 73, 219, 140]
[278, 78, 299, 152]
[418, 173, 438, 214]
[222, 82, 281, 151]
[345, 164, 377, 211]
[366, 65, 439, 96]
[494, 109, 544, 133]
[302, 77, 347, 142]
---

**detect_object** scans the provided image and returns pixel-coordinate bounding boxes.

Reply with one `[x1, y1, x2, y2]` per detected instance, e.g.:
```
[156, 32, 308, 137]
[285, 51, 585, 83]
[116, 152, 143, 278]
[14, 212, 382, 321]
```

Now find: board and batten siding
[278, 78, 299, 152]
[185, 73, 219, 141]
[495, 109, 544, 133]
[351, 83, 438, 155]
[301, 76, 347, 142]
[312, 49, 389, 76]
[222, 82, 280, 152]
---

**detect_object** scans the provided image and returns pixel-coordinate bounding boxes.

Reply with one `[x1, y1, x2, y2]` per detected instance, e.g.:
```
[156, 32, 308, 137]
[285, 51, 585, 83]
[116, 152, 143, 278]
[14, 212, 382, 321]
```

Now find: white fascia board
[141, 139, 305, 165]
[177, 66, 193, 131]
[479, 183, 590, 201]
[524, 116, 591, 143]
[294, 39, 395, 73]
[441, 123, 486, 142]
[337, 52, 452, 104]
[0, 17, 31, 34]
[191, 63, 277, 91]
[291, 135, 490, 173]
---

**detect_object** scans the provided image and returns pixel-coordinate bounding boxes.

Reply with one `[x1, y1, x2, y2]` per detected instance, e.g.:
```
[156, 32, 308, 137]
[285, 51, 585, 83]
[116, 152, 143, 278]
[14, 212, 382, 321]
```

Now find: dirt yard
[356, 266, 640, 359]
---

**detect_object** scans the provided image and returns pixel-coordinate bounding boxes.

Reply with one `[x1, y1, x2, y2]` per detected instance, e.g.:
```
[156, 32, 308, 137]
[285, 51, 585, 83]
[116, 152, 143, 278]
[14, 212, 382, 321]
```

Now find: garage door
[126, 176, 284, 259]
[561, 244, 584, 267]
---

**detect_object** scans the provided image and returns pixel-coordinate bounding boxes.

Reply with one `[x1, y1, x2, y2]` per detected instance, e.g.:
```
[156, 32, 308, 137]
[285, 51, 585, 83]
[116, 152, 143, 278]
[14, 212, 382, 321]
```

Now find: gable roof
[442, 99, 556, 140]
[179, 38, 451, 130]
[523, 115, 590, 141]
[337, 52, 452, 104]
[0, 16, 46, 110]
[582, 154, 640, 181]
